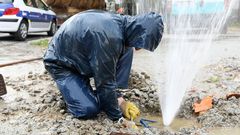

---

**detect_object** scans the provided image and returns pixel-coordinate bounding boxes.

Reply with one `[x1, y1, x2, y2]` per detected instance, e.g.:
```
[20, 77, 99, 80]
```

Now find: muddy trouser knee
[45, 63, 100, 118]
[116, 47, 134, 89]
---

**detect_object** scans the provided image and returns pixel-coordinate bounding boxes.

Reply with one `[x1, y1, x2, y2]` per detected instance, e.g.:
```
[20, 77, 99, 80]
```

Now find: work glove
[121, 101, 140, 120]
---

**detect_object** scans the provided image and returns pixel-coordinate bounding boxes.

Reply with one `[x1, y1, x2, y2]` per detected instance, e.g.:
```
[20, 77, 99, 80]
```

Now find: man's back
[44, 10, 125, 77]
[44, 10, 163, 87]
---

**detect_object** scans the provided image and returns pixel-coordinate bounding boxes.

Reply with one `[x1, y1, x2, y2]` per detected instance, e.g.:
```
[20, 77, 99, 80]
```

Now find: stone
[29, 93, 36, 97]
[28, 74, 33, 79]
[49, 127, 58, 132]
[143, 93, 148, 99]
[44, 96, 54, 103]
[2, 109, 10, 115]
[149, 93, 154, 98]
[66, 115, 73, 121]
[133, 89, 141, 97]
[15, 97, 24, 102]
[60, 109, 65, 114]
[56, 100, 66, 109]
[38, 105, 48, 112]
[10, 106, 18, 112]
[33, 90, 41, 93]
[26, 124, 32, 132]
[31, 106, 39, 113]
[57, 127, 67, 134]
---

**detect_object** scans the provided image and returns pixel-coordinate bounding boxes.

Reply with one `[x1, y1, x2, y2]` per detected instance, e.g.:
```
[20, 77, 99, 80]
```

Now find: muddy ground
[0, 30, 240, 135]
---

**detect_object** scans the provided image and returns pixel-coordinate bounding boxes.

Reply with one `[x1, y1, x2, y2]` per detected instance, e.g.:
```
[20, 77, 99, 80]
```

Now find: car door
[34, 0, 51, 31]
[23, 0, 44, 32]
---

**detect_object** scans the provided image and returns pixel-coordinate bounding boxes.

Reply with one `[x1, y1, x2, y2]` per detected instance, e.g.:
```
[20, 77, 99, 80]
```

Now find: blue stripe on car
[16, 10, 55, 22]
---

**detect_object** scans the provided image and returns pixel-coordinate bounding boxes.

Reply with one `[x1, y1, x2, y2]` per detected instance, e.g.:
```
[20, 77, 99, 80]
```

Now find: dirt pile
[0, 71, 201, 135]
[119, 70, 160, 113]
[0, 71, 136, 134]
[179, 57, 240, 128]
[197, 96, 240, 127]
[179, 95, 240, 128]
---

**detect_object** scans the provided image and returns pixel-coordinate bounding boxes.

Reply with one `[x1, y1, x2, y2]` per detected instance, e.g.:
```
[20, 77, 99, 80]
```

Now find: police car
[0, 0, 57, 40]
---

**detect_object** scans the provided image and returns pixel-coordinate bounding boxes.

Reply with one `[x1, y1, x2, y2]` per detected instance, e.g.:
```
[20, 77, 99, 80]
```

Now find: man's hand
[119, 98, 140, 120]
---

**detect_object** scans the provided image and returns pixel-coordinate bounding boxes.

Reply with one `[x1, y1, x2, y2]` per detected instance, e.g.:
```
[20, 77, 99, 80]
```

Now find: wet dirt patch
[208, 127, 240, 135]
[0, 57, 240, 134]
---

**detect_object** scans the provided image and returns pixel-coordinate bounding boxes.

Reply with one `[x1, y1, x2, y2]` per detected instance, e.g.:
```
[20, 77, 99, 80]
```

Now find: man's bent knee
[68, 103, 100, 119]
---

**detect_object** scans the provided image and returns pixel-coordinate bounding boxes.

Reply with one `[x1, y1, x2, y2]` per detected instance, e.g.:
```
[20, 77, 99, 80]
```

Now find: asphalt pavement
[1, 30, 240, 77]
[0, 33, 49, 77]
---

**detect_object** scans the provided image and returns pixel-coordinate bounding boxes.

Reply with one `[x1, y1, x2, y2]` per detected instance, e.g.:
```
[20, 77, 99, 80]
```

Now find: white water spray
[136, 0, 237, 126]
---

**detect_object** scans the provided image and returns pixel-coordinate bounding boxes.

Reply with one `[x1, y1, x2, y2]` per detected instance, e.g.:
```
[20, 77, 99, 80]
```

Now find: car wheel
[47, 21, 57, 36]
[14, 20, 28, 41]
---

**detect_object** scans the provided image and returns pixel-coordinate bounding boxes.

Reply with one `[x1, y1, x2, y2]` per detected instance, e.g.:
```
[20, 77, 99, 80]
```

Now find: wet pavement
[1, 30, 240, 77]
[0, 33, 50, 77]
[132, 30, 240, 80]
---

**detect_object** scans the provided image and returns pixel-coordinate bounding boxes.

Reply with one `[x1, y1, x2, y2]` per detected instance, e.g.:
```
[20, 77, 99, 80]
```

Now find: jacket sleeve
[89, 26, 123, 120]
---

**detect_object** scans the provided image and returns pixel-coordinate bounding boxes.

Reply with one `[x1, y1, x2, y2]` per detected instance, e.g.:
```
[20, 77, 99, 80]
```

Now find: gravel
[0, 57, 240, 134]
[197, 97, 240, 127]
[120, 70, 161, 113]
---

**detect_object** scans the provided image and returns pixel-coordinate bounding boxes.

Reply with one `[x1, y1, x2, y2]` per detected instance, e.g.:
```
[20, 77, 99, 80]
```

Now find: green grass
[30, 39, 49, 47]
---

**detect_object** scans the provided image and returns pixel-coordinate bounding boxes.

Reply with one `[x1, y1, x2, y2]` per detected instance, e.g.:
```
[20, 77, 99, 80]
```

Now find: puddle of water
[209, 127, 240, 135]
[136, 115, 240, 135]
[136, 115, 199, 131]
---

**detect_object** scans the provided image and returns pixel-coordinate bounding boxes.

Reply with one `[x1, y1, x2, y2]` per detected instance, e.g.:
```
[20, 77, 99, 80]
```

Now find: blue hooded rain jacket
[43, 10, 163, 120]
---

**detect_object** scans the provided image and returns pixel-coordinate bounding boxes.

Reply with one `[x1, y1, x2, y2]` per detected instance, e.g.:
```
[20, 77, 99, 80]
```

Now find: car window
[35, 0, 48, 10]
[23, 0, 34, 7]
[0, 0, 14, 3]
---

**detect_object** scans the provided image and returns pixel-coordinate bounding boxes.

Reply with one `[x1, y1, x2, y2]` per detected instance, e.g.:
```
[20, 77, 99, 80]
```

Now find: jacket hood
[124, 12, 164, 52]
